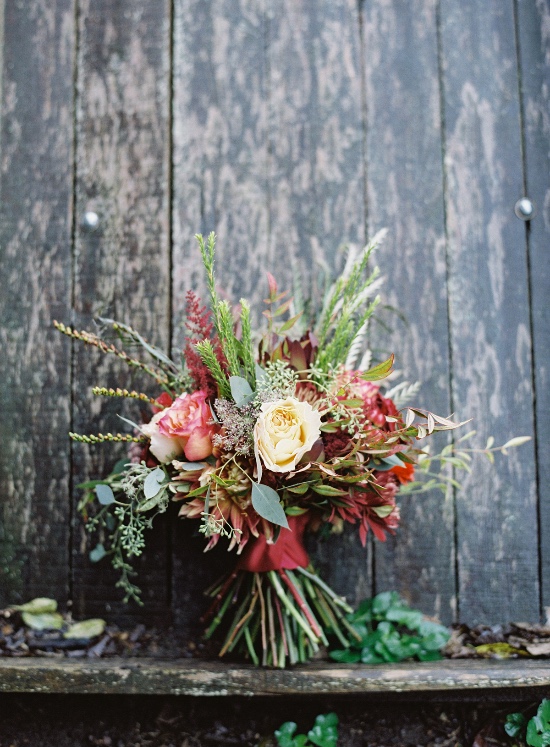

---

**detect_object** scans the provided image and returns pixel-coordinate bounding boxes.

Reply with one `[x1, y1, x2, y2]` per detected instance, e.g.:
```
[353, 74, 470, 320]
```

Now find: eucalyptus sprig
[80, 461, 171, 604]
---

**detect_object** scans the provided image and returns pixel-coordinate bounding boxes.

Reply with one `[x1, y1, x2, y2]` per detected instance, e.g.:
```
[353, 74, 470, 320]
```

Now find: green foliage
[314, 232, 385, 373]
[195, 233, 256, 391]
[329, 591, 450, 664]
[79, 461, 172, 604]
[251, 482, 289, 529]
[506, 700, 550, 746]
[275, 713, 339, 747]
[399, 429, 532, 499]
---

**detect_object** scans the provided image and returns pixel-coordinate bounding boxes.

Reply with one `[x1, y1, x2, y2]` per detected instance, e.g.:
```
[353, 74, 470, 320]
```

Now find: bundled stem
[203, 565, 354, 667]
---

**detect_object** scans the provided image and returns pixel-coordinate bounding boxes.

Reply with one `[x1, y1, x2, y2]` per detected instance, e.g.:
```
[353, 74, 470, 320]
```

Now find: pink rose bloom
[157, 390, 216, 461]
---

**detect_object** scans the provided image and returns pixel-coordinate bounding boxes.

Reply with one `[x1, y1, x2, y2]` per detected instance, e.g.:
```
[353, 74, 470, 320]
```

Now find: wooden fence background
[0, 0, 548, 634]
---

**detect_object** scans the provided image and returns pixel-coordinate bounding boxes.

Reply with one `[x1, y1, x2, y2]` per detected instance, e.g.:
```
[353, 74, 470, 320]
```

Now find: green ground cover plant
[329, 591, 450, 664]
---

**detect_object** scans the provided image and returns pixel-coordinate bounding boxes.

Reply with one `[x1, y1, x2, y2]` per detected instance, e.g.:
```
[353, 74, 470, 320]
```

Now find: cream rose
[254, 397, 322, 474]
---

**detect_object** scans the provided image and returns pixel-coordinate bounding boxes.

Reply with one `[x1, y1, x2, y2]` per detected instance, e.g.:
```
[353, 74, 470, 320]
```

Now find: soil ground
[0, 693, 542, 747]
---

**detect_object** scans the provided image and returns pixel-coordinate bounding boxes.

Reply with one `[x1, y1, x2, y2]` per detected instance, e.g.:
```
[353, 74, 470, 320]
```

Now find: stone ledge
[1, 658, 549, 696]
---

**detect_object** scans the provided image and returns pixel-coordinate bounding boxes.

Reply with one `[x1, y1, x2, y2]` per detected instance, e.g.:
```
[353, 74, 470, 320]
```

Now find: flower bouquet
[56, 231, 468, 667]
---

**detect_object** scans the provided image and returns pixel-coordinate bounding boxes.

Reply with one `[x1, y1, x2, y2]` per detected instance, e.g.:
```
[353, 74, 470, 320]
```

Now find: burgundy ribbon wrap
[236, 513, 310, 572]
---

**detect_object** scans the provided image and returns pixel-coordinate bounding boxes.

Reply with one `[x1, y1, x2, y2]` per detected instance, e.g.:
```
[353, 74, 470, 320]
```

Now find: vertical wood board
[361, 0, 455, 623]
[0, 0, 75, 606]
[267, 0, 369, 605]
[440, 0, 539, 623]
[72, 0, 172, 624]
[171, 0, 270, 632]
[516, 0, 550, 618]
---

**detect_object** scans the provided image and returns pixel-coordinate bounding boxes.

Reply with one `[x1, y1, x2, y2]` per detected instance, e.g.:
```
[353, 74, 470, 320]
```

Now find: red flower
[183, 291, 227, 398]
[390, 461, 415, 484]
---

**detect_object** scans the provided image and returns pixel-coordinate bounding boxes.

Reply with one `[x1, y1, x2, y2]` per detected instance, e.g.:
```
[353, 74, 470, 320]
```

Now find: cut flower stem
[203, 565, 353, 667]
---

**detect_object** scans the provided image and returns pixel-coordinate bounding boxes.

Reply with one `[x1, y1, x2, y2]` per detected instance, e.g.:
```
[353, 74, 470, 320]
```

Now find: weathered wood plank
[72, 0, 172, 624]
[516, 0, 550, 619]
[171, 0, 270, 634]
[268, 0, 368, 605]
[0, 0, 75, 606]
[439, 0, 539, 623]
[361, 0, 455, 623]
[1, 657, 549, 696]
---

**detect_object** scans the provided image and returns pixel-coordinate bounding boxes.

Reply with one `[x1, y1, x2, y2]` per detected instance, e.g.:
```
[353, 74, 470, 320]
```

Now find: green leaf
[329, 648, 361, 663]
[14, 597, 57, 614]
[251, 482, 289, 529]
[501, 436, 532, 449]
[371, 591, 400, 616]
[178, 461, 208, 471]
[144, 467, 165, 499]
[286, 482, 311, 495]
[360, 354, 394, 381]
[527, 717, 545, 747]
[311, 484, 347, 497]
[229, 375, 254, 406]
[112, 459, 130, 474]
[255, 363, 267, 385]
[285, 506, 308, 516]
[338, 398, 364, 407]
[417, 649, 443, 662]
[64, 618, 106, 639]
[22, 612, 64, 631]
[371, 505, 395, 518]
[385, 607, 424, 629]
[90, 543, 107, 563]
[185, 484, 209, 498]
[95, 484, 115, 505]
[540, 700, 550, 728]
[278, 312, 303, 333]
[137, 488, 166, 513]
[275, 721, 298, 747]
[360, 648, 385, 664]
[373, 454, 403, 471]
[308, 712, 339, 747]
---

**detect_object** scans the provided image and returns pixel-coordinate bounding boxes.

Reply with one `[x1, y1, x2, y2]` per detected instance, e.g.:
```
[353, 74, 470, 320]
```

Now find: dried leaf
[64, 619, 106, 640]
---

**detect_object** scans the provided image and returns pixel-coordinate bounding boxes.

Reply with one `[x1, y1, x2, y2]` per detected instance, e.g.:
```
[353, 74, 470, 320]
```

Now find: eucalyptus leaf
[64, 618, 106, 639]
[144, 467, 165, 499]
[90, 543, 107, 563]
[178, 461, 207, 471]
[137, 490, 166, 513]
[22, 611, 64, 631]
[229, 375, 254, 406]
[255, 363, 267, 385]
[374, 454, 403, 471]
[95, 483, 115, 505]
[251, 482, 289, 529]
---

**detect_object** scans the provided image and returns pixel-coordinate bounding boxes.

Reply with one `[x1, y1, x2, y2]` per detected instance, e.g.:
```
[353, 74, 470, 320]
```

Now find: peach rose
[254, 397, 322, 473]
[155, 390, 216, 462]
[141, 410, 185, 464]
